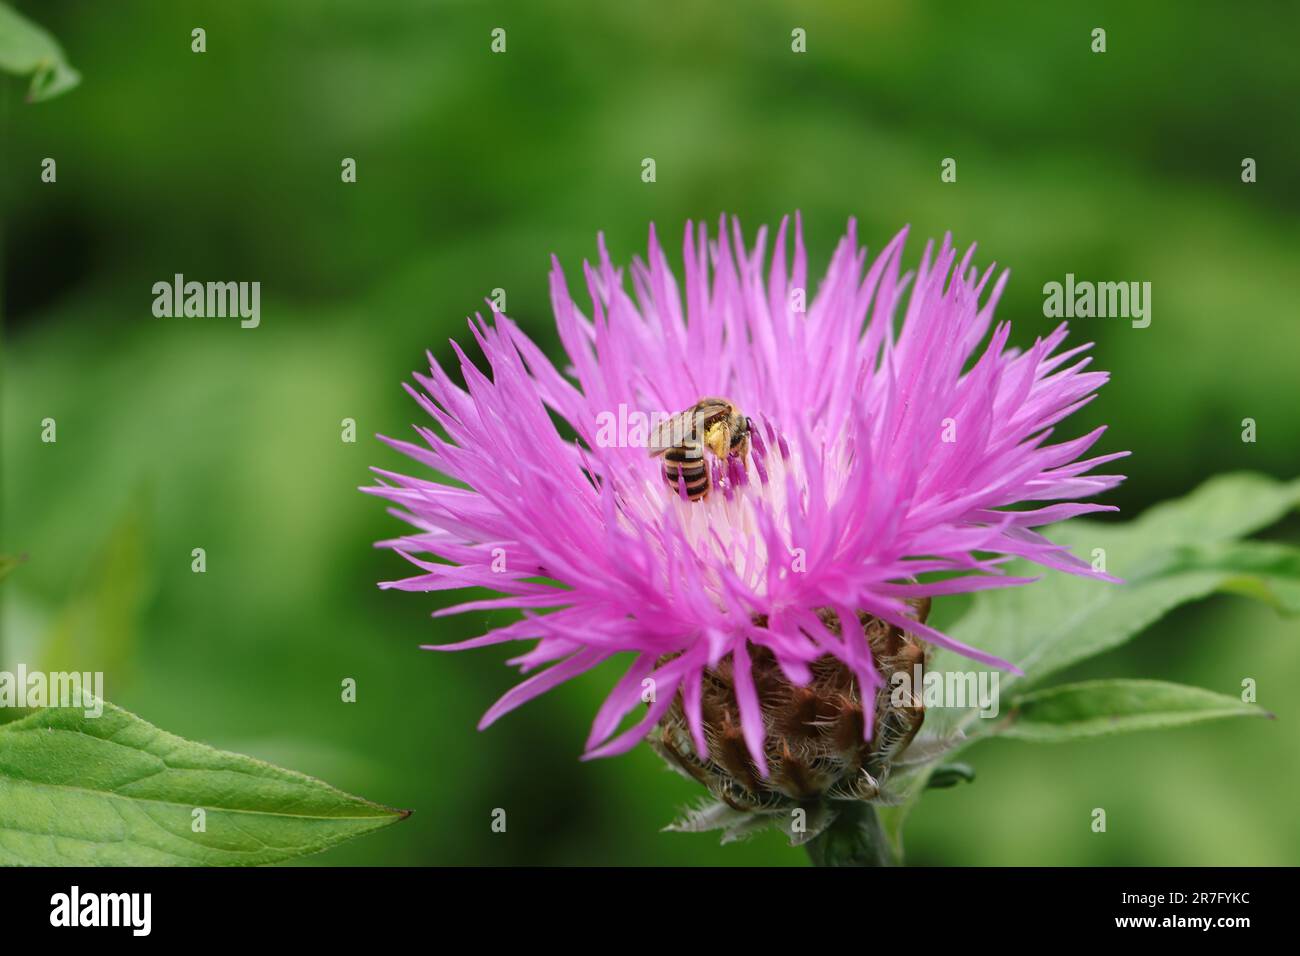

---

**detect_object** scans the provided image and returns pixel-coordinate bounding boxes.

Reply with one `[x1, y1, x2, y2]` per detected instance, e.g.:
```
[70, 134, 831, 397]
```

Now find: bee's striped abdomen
[663, 443, 709, 500]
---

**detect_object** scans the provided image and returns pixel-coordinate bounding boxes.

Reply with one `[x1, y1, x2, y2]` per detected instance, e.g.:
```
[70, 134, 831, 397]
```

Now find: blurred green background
[2, 0, 1298, 865]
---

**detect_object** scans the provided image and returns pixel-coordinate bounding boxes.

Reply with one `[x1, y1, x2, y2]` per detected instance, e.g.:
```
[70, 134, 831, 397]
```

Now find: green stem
[805, 802, 896, 867]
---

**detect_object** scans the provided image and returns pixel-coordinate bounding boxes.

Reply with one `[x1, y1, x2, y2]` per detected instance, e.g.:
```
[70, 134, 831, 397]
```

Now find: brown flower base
[652, 600, 930, 812]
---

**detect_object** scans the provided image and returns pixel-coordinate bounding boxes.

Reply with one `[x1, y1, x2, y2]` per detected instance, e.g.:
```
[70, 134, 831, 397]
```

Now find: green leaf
[0, 699, 409, 865]
[0, 2, 80, 102]
[1151, 540, 1300, 615]
[927, 473, 1300, 740]
[884, 473, 1300, 851]
[999, 679, 1271, 742]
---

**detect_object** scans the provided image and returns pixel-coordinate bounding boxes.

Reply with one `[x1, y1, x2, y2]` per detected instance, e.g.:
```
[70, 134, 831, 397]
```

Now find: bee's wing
[648, 410, 697, 456]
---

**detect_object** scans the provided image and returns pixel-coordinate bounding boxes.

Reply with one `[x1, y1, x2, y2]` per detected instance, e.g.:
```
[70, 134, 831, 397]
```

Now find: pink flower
[366, 216, 1126, 776]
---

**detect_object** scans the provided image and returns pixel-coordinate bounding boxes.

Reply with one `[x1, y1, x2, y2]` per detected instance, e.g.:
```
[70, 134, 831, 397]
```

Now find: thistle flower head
[366, 216, 1126, 817]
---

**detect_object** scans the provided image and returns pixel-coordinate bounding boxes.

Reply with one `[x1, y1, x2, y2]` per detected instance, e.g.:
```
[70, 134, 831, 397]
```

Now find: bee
[648, 397, 751, 501]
